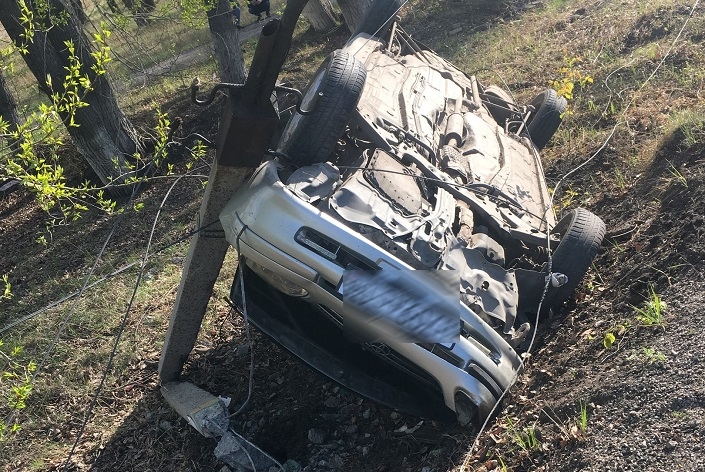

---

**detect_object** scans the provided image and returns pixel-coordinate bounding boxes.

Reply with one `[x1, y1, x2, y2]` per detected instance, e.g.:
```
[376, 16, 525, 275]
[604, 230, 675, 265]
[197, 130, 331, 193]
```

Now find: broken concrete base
[161, 381, 230, 437]
[215, 430, 282, 471]
[161, 382, 281, 471]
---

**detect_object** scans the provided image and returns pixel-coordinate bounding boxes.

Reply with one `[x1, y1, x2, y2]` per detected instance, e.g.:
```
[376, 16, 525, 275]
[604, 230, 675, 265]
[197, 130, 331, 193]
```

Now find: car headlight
[247, 261, 309, 297]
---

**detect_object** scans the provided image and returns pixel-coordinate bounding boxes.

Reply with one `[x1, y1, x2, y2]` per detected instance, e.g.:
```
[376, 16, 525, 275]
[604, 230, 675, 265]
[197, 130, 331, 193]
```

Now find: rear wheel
[546, 208, 605, 309]
[483, 85, 519, 127]
[525, 88, 567, 150]
[278, 51, 366, 166]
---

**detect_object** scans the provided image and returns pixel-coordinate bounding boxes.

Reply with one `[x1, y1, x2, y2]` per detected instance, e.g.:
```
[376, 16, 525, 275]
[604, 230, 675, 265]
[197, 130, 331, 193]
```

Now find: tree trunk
[337, 0, 374, 33]
[0, 0, 144, 195]
[302, 0, 339, 32]
[120, 0, 155, 26]
[207, 0, 246, 84]
[67, 0, 87, 23]
[0, 69, 22, 156]
[0, 70, 21, 133]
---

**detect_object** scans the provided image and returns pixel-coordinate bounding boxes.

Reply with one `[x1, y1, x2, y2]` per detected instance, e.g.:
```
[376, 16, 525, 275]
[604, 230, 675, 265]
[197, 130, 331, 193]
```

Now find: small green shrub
[633, 285, 666, 327]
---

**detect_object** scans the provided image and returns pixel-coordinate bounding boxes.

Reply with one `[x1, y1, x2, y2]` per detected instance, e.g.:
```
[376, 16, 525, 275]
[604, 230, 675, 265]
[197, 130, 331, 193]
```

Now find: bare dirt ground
[2, 1, 704, 471]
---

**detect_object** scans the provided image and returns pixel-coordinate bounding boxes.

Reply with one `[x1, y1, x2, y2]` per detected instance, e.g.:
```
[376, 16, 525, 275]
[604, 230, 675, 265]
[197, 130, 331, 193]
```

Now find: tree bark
[120, 0, 155, 26]
[207, 0, 247, 84]
[337, 0, 374, 33]
[302, 0, 339, 32]
[0, 69, 22, 156]
[0, 0, 144, 195]
[0, 70, 21, 133]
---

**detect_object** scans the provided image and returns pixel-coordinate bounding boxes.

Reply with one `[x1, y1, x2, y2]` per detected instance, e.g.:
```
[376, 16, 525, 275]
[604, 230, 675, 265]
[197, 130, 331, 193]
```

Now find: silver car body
[221, 33, 564, 423]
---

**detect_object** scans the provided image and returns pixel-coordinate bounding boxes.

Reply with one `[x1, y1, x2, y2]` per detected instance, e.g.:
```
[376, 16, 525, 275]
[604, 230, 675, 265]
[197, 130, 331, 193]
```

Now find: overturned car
[220, 19, 605, 426]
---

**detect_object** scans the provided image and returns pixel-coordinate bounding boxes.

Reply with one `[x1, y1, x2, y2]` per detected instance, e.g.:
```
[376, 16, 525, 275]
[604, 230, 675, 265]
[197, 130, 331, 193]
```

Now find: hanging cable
[0, 172, 215, 337]
[61, 167, 204, 469]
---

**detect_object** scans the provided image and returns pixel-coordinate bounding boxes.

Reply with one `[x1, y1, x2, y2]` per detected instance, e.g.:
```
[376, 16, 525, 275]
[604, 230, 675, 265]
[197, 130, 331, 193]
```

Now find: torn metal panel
[442, 241, 519, 333]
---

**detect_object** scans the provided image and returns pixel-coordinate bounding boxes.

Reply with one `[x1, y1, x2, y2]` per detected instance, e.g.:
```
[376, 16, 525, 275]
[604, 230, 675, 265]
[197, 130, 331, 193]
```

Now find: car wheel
[351, 0, 404, 39]
[278, 51, 366, 166]
[525, 88, 567, 150]
[545, 208, 605, 309]
[483, 85, 519, 127]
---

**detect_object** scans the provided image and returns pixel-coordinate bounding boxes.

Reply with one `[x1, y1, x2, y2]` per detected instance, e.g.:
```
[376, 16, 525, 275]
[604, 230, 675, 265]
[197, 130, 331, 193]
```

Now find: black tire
[546, 208, 605, 309]
[352, 0, 404, 39]
[278, 51, 366, 166]
[483, 85, 519, 126]
[525, 88, 567, 150]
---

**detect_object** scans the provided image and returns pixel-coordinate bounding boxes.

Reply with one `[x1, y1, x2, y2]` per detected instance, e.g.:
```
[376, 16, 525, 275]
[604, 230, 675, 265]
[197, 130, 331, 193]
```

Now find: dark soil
[2, 1, 705, 471]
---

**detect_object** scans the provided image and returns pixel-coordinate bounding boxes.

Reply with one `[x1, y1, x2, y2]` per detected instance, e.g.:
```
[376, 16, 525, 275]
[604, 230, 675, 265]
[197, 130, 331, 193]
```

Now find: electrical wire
[3, 173, 143, 436]
[60, 163, 214, 468]
[349, 0, 410, 56]
[0, 173, 215, 337]
[61, 170, 193, 469]
[227, 221, 255, 419]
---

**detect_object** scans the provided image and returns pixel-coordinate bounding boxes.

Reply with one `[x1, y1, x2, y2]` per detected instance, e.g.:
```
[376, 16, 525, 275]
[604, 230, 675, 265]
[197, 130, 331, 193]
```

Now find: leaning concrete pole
[159, 0, 311, 383]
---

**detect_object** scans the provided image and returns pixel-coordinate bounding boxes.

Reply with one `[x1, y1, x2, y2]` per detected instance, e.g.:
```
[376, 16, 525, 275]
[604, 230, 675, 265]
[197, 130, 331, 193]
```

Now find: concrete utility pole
[159, 0, 311, 384]
[156, 3, 337, 470]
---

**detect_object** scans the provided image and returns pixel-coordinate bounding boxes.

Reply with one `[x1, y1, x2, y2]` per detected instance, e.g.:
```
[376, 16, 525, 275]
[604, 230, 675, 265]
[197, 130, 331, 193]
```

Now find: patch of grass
[577, 400, 588, 433]
[506, 417, 541, 452]
[667, 162, 688, 188]
[671, 109, 705, 147]
[633, 285, 666, 327]
[641, 347, 667, 363]
[549, 0, 570, 10]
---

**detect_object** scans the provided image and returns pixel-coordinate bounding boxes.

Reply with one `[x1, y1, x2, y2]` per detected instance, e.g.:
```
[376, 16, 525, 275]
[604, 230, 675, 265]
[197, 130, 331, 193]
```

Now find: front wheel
[278, 51, 366, 166]
[545, 208, 605, 309]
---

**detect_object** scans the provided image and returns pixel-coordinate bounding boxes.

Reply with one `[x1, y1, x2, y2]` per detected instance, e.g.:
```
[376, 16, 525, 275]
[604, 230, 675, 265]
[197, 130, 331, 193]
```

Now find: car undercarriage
[220, 20, 605, 426]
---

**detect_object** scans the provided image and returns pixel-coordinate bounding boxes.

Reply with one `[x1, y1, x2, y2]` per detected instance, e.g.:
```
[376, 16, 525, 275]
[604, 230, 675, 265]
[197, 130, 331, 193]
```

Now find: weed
[633, 285, 666, 327]
[0, 340, 36, 440]
[506, 417, 541, 452]
[667, 162, 688, 188]
[550, 56, 594, 113]
[603, 323, 630, 349]
[613, 167, 627, 191]
[577, 400, 588, 433]
[610, 239, 627, 253]
[1, 275, 11, 301]
[559, 186, 580, 211]
[642, 347, 667, 363]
